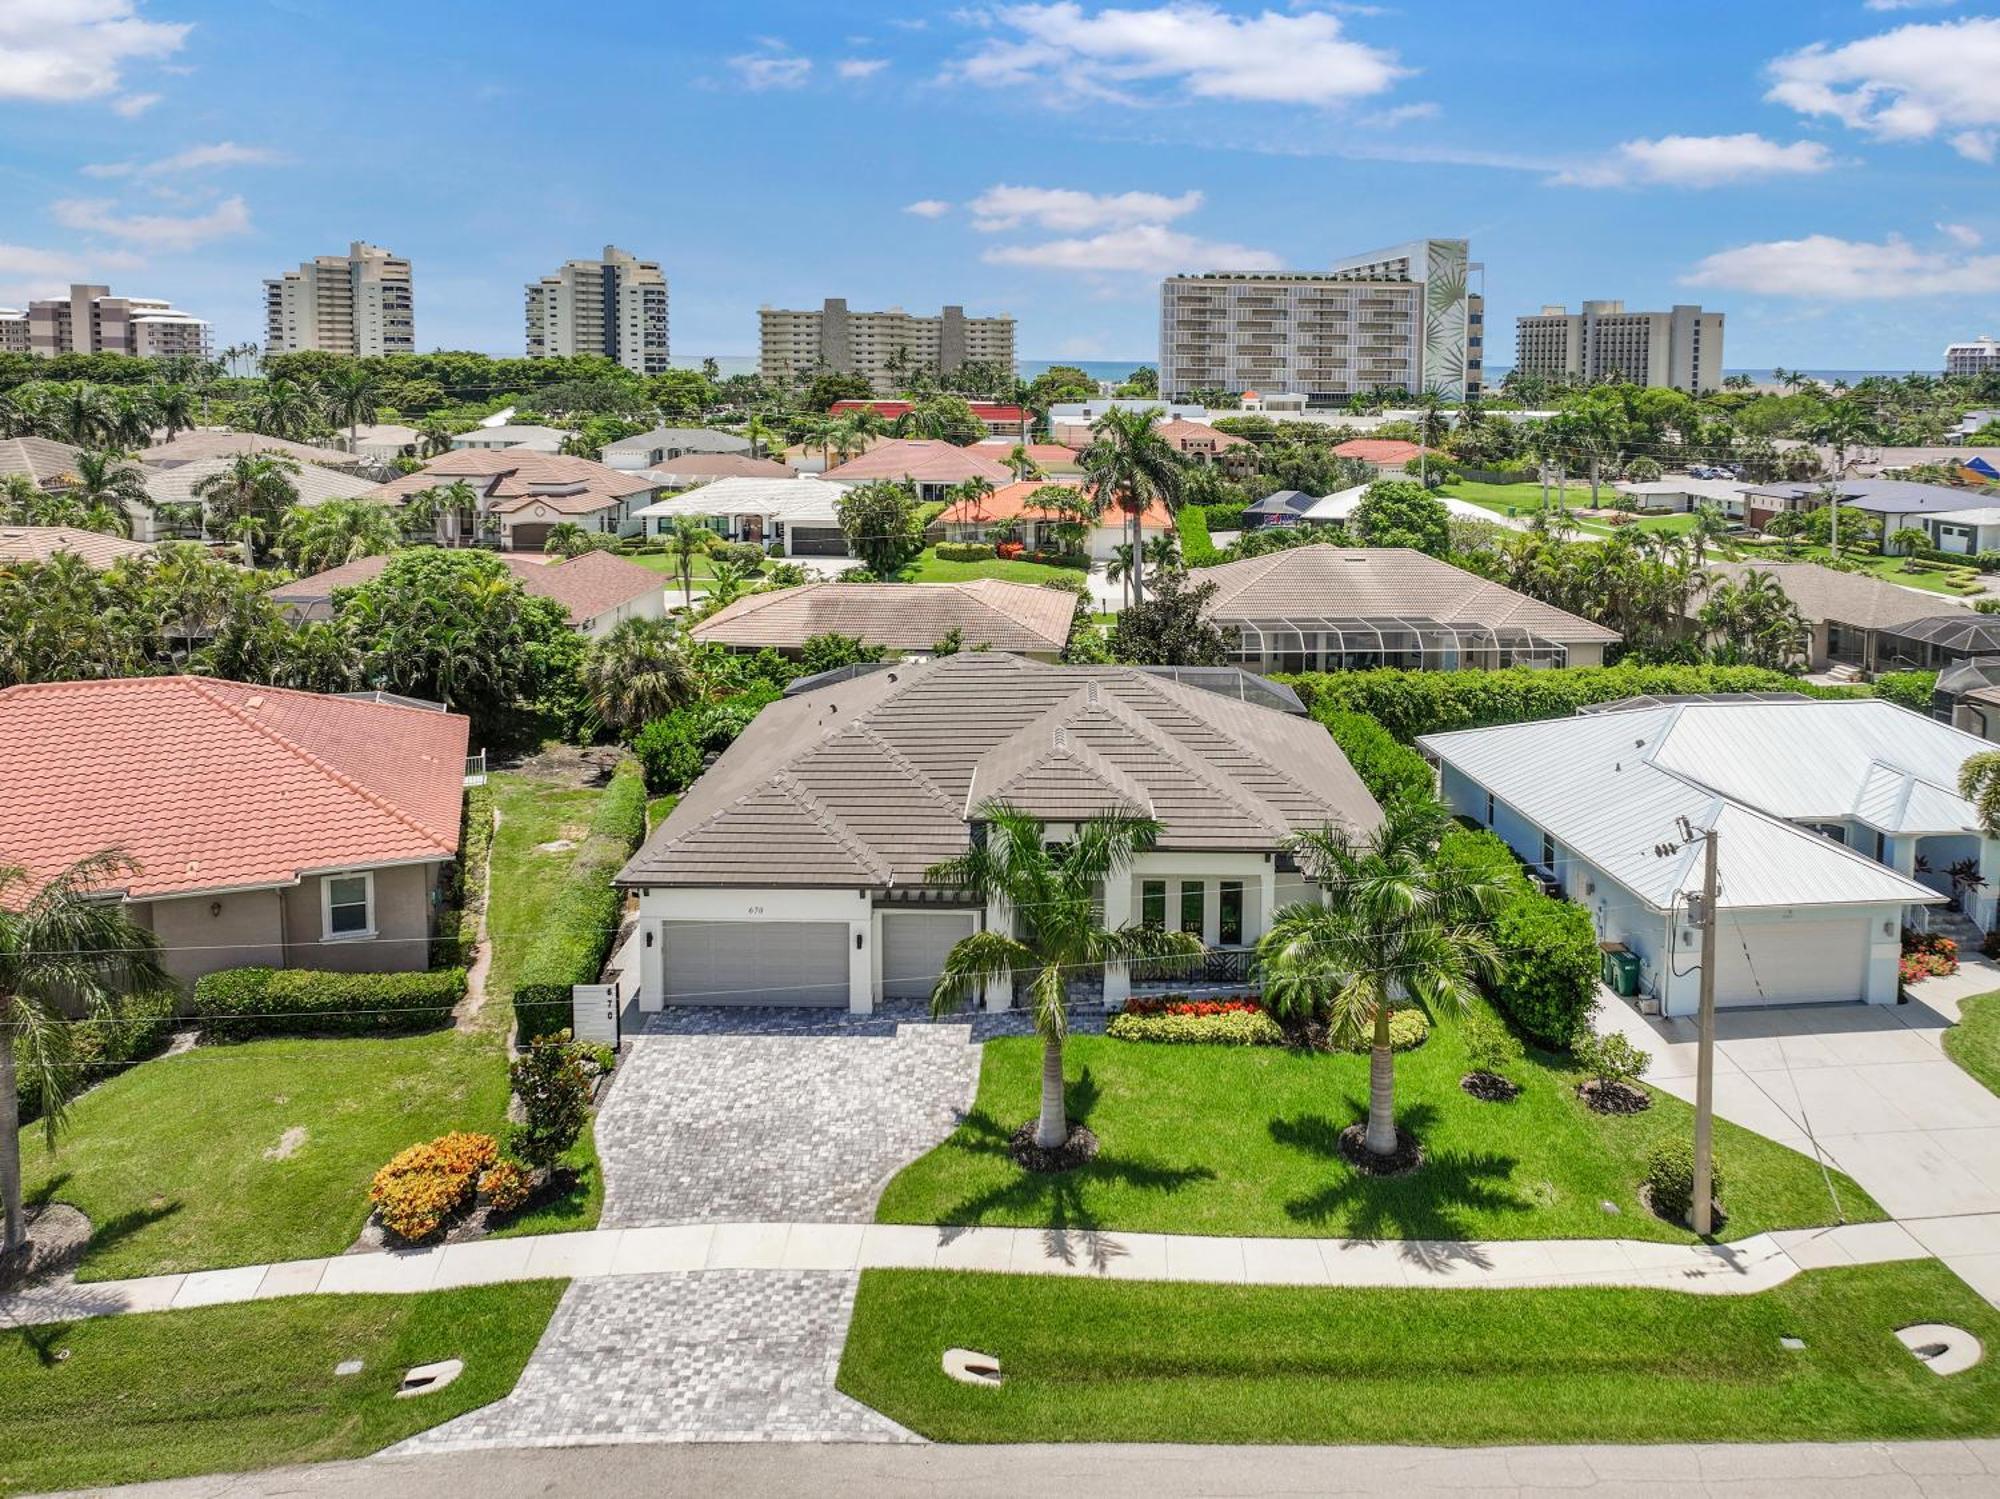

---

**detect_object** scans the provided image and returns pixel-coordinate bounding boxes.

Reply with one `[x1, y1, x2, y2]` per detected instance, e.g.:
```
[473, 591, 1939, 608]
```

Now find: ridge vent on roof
[1053, 725, 1070, 755]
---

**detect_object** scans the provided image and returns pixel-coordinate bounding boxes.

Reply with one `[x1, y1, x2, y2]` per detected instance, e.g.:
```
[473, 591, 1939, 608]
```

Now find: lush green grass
[484, 770, 613, 1023]
[876, 1017, 1883, 1243]
[1439, 481, 1704, 537]
[893, 547, 1087, 586]
[0, 1282, 564, 1494]
[838, 1261, 2000, 1446]
[1724, 541, 1986, 597]
[1945, 990, 2000, 1097]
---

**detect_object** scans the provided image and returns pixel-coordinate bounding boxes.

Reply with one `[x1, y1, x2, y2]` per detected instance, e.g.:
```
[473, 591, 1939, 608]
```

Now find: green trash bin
[1601, 946, 1640, 997]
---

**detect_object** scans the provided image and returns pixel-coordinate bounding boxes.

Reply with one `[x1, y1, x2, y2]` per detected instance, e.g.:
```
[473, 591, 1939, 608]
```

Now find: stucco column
[1200, 878, 1222, 949]
[1257, 866, 1278, 943]
[1978, 837, 2000, 932]
[982, 892, 1012, 1011]
[638, 910, 663, 1012]
[848, 891, 872, 1014]
[1102, 872, 1134, 1010]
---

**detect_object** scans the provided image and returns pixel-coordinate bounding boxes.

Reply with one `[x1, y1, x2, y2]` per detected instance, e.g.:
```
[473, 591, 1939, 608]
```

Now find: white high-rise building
[1514, 301, 1724, 393]
[24, 283, 211, 360]
[264, 241, 414, 357]
[759, 299, 1015, 394]
[0, 308, 28, 354]
[1946, 337, 2000, 377]
[524, 245, 669, 375]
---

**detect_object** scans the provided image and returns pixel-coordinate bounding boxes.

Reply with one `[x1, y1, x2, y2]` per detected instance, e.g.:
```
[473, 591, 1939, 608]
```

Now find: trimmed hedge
[1176, 505, 1222, 566]
[1106, 1009, 1284, 1045]
[192, 967, 465, 1040]
[1201, 501, 1248, 532]
[1645, 1137, 1723, 1226]
[16, 989, 178, 1126]
[934, 541, 997, 562]
[1317, 708, 1433, 806]
[512, 758, 648, 1045]
[1491, 893, 1601, 1049]
[1873, 670, 1937, 712]
[431, 783, 494, 968]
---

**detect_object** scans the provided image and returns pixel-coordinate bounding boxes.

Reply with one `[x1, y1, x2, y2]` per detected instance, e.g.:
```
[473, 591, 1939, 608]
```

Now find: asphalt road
[46, 1440, 2000, 1499]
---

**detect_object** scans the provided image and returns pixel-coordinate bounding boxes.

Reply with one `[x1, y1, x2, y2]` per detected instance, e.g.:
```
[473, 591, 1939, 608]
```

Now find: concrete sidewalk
[0, 1217, 1936, 1330]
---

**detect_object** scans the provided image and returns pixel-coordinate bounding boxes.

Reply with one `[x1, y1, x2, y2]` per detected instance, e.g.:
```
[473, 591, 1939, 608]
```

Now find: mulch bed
[0, 1204, 92, 1293]
[1337, 1123, 1426, 1177]
[1577, 1079, 1652, 1115]
[1009, 1120, 1101, 1173]
[1460, 1070, 1522, 1103]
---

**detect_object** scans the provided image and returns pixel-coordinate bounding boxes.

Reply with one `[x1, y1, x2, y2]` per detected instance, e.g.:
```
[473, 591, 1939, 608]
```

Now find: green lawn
[0, 1282, 565, 1494]
[837, 1260, 2000, 1446]
[894, 547, 1089, 586]
[875, 1016, 1883, 1243]
[484, 770, 613, 1023]
[1945, 990, 2000, 1096]
[1439, 481, 1704, 538]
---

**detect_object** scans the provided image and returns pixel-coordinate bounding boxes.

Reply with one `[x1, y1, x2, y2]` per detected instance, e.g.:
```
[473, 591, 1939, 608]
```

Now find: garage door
[661, 920, 849, 1007]
[1713, 914, 1868, 1007]
[788, 526, 850, 556]
[881, 911, 977, 1001]
[510, 522, 555, 552]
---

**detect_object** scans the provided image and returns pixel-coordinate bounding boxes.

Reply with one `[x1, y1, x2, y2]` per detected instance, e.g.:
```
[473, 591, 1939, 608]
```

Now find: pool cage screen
[1228, 617, 1571, 673]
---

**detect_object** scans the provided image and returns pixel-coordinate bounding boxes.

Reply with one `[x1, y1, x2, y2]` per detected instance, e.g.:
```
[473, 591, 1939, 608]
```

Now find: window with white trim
[323, 871, 376, 939]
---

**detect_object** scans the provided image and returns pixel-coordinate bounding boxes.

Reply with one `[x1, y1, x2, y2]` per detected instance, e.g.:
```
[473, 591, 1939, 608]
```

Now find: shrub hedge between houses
[430, 783, 494, 969]
[16, 989, 178, 1126]
[192, 967, 465, 1040]
[1175, 505, 1222, 566]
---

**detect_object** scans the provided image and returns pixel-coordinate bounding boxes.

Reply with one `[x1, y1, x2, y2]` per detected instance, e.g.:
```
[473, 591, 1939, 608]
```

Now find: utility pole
[1690, 820, 1720, 1236]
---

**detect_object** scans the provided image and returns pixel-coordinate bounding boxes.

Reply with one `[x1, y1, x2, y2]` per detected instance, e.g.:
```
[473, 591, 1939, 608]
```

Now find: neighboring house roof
[1617, 477, 1748, 503]
[1301, 485, 1530, 531]
[136, 432, 363, 470]
[1156, 419, 1246, 449]
[0, 526, 154, 569]
[937, 479, 1171, 529]
[367, 451, 655, 517]
[1883, 614, 2000, 654]
[1331, 438, 1428, 465]
[1418, 701, 1951, 914]
[634, 474, 849, 525]
[347, 423, 421, 448]
[821, 439, 1014, 486]
[1193, 544, 1619, 645]
[1048, 400, 1209, 425]
[1698, 561, 1966, 632]
[692, 579, 1075, 655]
[0, 676, 468, 900]
[1743, 478, 1979, 516]
[970, 440, 1080, 469]
[638, 454, 794, 484]
[622, 652, 1382, 889]
[143, 454, 385, 509]
[601, 426, 752, 458]
[1244, 489, 1317, 518]
[1924, 505, 2000, 526]
[452, 424, 568, 449]
[269, 548, 661, 629]
[828, 400, 1027, 423]
[0, 435, 84, 486]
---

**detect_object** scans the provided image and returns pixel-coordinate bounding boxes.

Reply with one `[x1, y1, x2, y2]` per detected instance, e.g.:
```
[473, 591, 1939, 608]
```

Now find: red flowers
[1900, 928, 1959, 984]
[1122, 994, 1263, 1017]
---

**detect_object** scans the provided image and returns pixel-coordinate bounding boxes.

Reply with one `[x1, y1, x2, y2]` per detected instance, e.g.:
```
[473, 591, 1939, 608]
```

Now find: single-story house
[1332, 437, 1429, 469]
[0, 435, 84, 490]
[1419, 698, 1985, 1016]
[600, 426, 752, 471]
[1300, 484, 1530, 531]
[136, 453, 387, 540]
[1193, 543, 1620, 672]
[970, 440, 1081, 477]
[828, 400, 1030, 440]
[1874, 613, 2000, 673]
[1048, 400, 1209, 448]
[820, 439, 1014, 502]
[1740, 478, 1984, 545]
[1693, 561, 1967, 673]
[270, 547, 665, 638]
[334, 423, 423, 463]
[0, 525, 154, 570]
[619, 652, 1380, 1012]
[366, 450, 658, 551]
[638, 453, 794, 488]
[0, 676, 469, 987]
[693, 579, 1076, 659]
[1241, 490, 1318, 529]
[450, 424, 568, 453]
[634, 475, 853, 556]
[936, 479, 1170, 562]
[1614, 476, 1751, 517]
[136, 431, 364, 471]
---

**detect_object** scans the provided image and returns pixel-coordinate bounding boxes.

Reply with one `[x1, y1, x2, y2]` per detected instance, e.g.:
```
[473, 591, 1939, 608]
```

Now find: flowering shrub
[1332, 1007, 1431, 1053]
[1900, 928, 1959, 984]
[368, 1131, 499, 1242]
[1121, 994, 1263, 1018]
[1108, 1009, 1284, 1046]
[995, 541, 1025, 559]
[478, 1160, 534, 1215]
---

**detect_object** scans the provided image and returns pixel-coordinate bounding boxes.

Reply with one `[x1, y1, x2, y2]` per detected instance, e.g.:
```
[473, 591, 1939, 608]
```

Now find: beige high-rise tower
[264, 241, 415, 357]
[525, 245, 669, 375]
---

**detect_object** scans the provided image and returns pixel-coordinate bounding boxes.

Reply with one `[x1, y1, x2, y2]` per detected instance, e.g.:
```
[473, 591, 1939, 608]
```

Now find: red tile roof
[0, 677, 468, 899]
[1155, 419, 1247, 448]
[1332, 438, 1429, 464]
[269, 549, 661, 629]
[938, 479, 1171, 529]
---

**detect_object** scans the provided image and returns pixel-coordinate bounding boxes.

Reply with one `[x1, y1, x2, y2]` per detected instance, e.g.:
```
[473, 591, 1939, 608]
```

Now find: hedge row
[935, 541, 996, 562]
[17, 989, 178, 1126]
[1175, 505, 1222, 566]
[191, 967, 465, 1040]
[1281, 664, 1860, 742]
[512, 758, 648, 1045]
[1873, 670, 1938, 712]
[430, 783, 494, 969]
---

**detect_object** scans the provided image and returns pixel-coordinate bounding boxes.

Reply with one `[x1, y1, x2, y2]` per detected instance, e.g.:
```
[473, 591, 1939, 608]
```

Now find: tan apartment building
[1514, 301, 1724, 393]
[23, 283, 212, 360]
[0, 308, 26, 353]
[759, 298, 1015, 394]
[1159, 238, 1482, 404]
[525, 244, 669, 375]
[265, 240, 415, 357]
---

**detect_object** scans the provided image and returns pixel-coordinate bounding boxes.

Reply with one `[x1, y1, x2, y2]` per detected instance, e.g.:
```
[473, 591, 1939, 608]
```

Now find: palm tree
[416, 416, 454, 458]
[1106, 542, 1135, 611]
[435, 477, 480, 546]
[1005, 443, 1042, 483]
[742, 414, 778, 461]
[77, 502, 132, 537]
[1687, 502, 1732, 566]
[704, 556, 762, 609]
[105, 388, 157, 450]
[926, 803, 1203, 1152]
[1142, 530, 1181, 575]
[323, 366, 381, 454]
[2, 851, 168, 1257]
[583, 617, 701, 731]
[1961, 751, 2000, 837]
[664, 517, 714, 608]
[1257, 801, 1506, 1162]
[50, 383, 112, 447]
[543, 521, 590, 558]
[191, 451, 301, 549]
[1409, 384, 1452, 484]
[278, 498, 403, 574]
[68, 450, 151, 530]
[398, 485, 445, 544]
[150, 383, 194, 442]
[249, 378, 318, 441]
[1081, 406, 1184, 607]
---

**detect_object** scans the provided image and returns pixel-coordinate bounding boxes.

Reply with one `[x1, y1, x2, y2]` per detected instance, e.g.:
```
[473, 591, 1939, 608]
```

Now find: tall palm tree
[191, 451, 301, 550]
[1687, 502, 1733, 566]
[664, 517, 714, 607]
[1005, 443, 1042, 483]
[249, 378, 318, 441]
[278, 498, 403, 573]
[543, 521, 590, 558]
[416, 416, 455, 458]
[742, 414, 778, 461]
[926, 803, 1203, 1152]
[1409, 384, 1452, 484]
[105, 388, 157, 451]
[1, 851, 168, 1257]
[50, 383, 113, 447]
[397, 485, 445, 544]
[1258, 801, 1506, 1162]
[69, 450, 151, 525]
[583, 617, 701, 730]
[1081, 406, 1183, 607]
[323, 366, 381, 454]
[150, 383, 194, 442]
[435, 477, 481, 546]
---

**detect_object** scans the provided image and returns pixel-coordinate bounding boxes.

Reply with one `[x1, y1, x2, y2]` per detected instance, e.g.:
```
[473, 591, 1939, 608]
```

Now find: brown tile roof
[136, 432, 364, 470]
[1332, 438, 1428, 465]
[938, 479, 1171, 529]
[621, 653, 1381, 889]
[0, 677, 467, 899]
[142, 455, 382, 508]
[692, 579, 1076, 654]
[821, 439, 1014, 486]
[1698, 560, 1966, 631]
[0, 526, 154, 569]
[1193, 544, 1621, 645]
[269, 548, 661, 629]
[366, 450, 655, 516]
[641, 454, 795, 482]
[1156, 419, 1247, 448]
[0, 435, 85, 486]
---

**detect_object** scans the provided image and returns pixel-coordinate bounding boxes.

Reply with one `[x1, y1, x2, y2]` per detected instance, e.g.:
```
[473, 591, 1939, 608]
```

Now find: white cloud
[982, 223, 1282, 274]
[51, 193, 251, 252]
[1864, 0, 1959, 10]
[903, 199, 954, 218]
[947, 2, 1407, 107]
[1767, 17, 2000, 159]
[1552, 133, 1837, 188]
[111, 90, 161, 115]
[1684, 231, 2000, 299]
[1356, 100, 1438, 129]
[0, 241, 145, 304]
[968, 183, 1203, 231]
[730, 48, 812, 90]
[0, 0, 188, 107]
[836, 57, 889, 78]
[82, 140, 284, 179]
[1940, 221, 1983, 246]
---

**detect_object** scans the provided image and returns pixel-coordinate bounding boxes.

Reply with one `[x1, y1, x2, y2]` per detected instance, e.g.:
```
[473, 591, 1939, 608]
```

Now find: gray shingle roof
[1698, 560, 1966, 632]
[602, 426, 753, 457]
[691, 580, 1075, 654]
[621, 653, 1382, 889]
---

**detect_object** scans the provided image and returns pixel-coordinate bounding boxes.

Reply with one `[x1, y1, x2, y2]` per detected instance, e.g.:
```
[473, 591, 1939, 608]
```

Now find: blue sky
[5, 1, 2000, 369]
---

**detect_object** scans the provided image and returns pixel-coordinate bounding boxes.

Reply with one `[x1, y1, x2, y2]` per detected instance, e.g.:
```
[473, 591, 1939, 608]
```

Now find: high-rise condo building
[759, 299, 1016, 394]
[1513, 301, 1724, 393]
[1946, 337, 2000, 377]
[525, 245, 670, 375]
[1159, 238, 1482, 403]
[23, 284, 211, 359]
[264, 241, 415, 357]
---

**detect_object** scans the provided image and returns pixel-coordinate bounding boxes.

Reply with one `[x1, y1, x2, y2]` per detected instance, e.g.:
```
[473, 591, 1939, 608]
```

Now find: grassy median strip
[0, 1281, 565, 1494]
[1945, 990, 2000, 1098]
[838, 1261, 2000, 1446]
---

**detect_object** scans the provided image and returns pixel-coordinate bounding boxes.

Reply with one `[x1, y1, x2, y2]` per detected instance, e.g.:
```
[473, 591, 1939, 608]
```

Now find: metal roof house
[1419, 699, 1983, 1016]
[619, 653, 1381, 1013]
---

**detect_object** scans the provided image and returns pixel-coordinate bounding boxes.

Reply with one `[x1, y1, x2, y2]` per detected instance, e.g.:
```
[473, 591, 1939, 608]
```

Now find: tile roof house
[1696, 561, 1968, 673]
[692, 579, 1077, 658]
[0, 435, 85, 489]
[1331, 438, 1429, 468]
[1155, 418, 1249, 468]
[0, 677, 469, 985]
[936, 478, 1171, 561]
[1193, 544, 1620, 671]
[600, 426, 754, 471]
[136, 431, 364, 471]
[449, 423, 569, 453]
[820, 439, 1014, 500]
[335, 422, 423, 463]
[0, 525, 154, 570]
[366, 450, 657, 551]
[137, 453, 385, 540]
[970, 440, 1081, 475]
[638, 453, 795, 488]
[1420, 699, 1970, 1016]
[634, 475, 854, 558]
[269, 548, 665, 638]
[620, 652, 1381, 1011]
